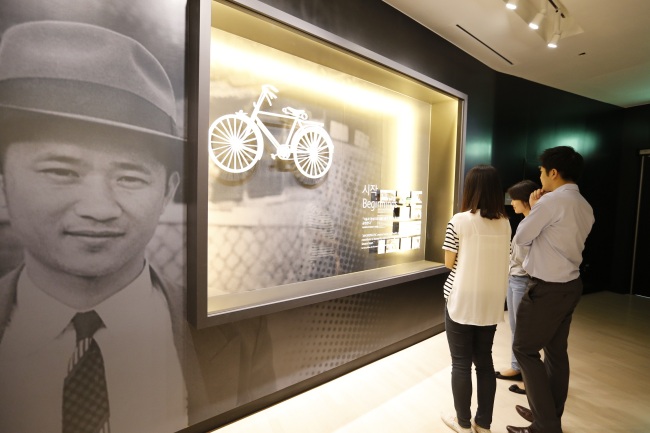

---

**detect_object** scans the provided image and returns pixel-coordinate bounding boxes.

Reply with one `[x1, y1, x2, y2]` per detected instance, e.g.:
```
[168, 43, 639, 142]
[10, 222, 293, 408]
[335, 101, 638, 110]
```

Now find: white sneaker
[471, 420, 492, 433]
[441, 413, 472, 433]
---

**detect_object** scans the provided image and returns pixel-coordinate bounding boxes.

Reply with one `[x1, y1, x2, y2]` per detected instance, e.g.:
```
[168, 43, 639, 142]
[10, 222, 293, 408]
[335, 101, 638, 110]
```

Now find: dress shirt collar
[15, 262, 153, 340]
[550, 183, 579, 194]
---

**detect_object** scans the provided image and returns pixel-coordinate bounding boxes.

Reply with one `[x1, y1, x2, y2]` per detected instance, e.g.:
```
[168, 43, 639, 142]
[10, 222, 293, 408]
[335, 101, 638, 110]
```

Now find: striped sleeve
[442, 220, 459, 299]
[442, 222, 459, 253]
[443, 261, 457, 299]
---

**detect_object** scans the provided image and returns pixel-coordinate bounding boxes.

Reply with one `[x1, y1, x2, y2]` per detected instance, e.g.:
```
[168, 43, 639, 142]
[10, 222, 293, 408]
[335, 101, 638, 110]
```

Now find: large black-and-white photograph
[0, 1, 188, 431]
[0, 1, 276, 432]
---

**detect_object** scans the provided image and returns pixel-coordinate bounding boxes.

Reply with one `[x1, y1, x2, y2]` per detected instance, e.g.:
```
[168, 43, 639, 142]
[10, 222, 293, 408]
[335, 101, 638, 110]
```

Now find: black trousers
[445, 308, 497, 429]
[513, 277, 583, 433]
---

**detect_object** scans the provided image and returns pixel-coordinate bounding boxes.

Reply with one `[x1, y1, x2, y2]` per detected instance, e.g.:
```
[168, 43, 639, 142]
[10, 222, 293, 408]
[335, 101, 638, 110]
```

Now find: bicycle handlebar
[261, 84, 279, 106]
[258, 85, 309, 121]
[262, 84, 279, 93]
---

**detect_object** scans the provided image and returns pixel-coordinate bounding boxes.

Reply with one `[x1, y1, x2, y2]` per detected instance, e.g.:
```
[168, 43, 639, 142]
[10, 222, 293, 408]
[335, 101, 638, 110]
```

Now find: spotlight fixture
[529, 12, 545, 30]
[506, 0, 518, 10]
[547, 9, 563, 48]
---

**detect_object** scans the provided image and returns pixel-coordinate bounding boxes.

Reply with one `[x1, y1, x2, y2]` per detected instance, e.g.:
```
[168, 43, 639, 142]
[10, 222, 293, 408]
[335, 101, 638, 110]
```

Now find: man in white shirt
[507, 146, 595, 433]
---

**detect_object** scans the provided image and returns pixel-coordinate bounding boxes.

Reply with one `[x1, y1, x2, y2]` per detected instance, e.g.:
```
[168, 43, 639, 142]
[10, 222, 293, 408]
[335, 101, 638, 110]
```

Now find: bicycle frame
[247, 85, 322, 160]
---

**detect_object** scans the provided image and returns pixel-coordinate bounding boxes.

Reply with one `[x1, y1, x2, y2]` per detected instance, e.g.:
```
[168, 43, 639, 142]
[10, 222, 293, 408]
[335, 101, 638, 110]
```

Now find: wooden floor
[214, 291, 650, 433]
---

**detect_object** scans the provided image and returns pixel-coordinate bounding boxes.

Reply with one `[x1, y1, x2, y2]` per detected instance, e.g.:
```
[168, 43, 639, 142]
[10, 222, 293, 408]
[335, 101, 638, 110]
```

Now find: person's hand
[529, 189, 546, 208]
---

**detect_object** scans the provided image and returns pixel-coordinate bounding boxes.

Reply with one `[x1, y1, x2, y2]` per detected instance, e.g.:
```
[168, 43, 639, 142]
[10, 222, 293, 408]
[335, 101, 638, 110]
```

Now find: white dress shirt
[0, 263, 187, 433]
[509, 241, 530, 276]
[513, 184, 594, 282]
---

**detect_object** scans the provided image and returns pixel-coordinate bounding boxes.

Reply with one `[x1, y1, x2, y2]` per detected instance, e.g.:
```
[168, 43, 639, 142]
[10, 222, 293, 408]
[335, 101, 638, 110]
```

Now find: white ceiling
[382, 0, 650, 108]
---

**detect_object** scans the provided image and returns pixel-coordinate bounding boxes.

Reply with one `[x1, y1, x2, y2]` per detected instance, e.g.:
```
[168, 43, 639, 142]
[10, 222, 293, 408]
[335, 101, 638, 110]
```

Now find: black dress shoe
[496, 371, 523, 381]
[515, 404, 534, 423]
[506, 426, 538, 433]
[509, 384, 526, 395]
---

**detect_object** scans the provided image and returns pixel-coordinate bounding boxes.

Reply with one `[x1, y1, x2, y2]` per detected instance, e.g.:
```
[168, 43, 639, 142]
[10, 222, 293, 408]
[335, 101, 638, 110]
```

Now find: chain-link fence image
[206, 125, 383, 297]
[146, 203, 185, 287]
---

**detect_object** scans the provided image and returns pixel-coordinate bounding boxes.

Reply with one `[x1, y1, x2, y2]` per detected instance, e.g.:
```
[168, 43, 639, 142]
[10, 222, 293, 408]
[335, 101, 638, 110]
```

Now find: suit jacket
[0, 265, 276, 428]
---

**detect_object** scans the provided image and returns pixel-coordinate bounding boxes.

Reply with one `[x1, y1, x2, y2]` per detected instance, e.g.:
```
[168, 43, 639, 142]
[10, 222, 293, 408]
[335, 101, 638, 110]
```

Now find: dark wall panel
[183, 274, 447, 432]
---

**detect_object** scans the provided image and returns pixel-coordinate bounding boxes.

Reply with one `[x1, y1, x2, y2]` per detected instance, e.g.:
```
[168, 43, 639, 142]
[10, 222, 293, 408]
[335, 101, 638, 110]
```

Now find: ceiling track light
[529, 12, 545, 30]
[547, 9, 563, 48]
[547, 0, 566, 18]
[506, 0, 519, 10]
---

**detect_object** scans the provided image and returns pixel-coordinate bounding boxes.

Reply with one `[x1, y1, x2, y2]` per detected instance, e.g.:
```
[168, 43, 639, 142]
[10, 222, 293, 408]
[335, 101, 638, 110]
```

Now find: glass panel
[199, 1, 460, 322]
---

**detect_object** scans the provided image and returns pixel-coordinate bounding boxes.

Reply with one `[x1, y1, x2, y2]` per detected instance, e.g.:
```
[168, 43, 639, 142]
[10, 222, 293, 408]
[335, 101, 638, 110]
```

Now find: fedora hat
[0, 20, 183, 148]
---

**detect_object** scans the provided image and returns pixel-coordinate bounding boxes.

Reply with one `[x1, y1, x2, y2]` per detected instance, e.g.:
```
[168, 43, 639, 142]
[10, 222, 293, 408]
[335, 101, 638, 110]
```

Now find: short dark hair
[507, 180, 539, 205]
[539, 146, 584, 182]
[461, 164, 506, 219]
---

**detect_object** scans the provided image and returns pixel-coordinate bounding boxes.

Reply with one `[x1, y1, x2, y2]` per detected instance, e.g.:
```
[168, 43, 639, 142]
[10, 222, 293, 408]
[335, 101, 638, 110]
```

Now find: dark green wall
[491, 74, 624, 293]
[614, 105, 650, 293]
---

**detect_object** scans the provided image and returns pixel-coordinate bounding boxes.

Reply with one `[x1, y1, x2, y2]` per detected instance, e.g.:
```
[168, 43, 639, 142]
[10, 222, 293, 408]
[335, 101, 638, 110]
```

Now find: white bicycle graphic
[208, 85, 334, 179]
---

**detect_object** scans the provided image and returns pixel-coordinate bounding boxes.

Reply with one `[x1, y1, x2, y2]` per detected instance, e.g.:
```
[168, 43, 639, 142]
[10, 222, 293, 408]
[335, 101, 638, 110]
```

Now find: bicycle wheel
[291, 125, 334, 179]
[208, 114, 263, 173]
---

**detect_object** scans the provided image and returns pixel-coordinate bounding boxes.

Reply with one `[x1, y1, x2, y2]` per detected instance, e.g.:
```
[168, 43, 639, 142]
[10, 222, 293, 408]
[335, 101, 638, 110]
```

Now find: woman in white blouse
[441, 165, 511, 433]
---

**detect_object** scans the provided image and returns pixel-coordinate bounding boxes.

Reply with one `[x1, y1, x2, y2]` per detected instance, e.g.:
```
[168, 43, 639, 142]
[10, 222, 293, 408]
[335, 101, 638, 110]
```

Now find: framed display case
[188, 0, 466, 328]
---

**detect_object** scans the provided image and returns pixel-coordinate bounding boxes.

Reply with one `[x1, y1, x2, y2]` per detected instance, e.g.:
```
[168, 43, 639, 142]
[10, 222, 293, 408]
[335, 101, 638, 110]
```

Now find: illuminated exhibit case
[188, 0, 466, 327]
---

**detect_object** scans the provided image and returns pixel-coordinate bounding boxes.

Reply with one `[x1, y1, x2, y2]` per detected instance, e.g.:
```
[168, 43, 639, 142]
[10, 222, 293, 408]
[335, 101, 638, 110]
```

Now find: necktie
[62, 311, 111, 433]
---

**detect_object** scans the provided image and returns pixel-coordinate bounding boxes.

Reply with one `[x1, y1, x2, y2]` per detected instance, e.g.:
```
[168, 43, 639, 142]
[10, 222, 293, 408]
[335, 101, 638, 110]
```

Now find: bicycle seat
[282, 106, 308, 119]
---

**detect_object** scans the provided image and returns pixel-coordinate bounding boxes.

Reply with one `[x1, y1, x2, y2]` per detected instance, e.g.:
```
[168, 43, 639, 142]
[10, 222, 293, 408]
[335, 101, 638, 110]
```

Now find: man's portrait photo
[0, 1, 276, 432]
